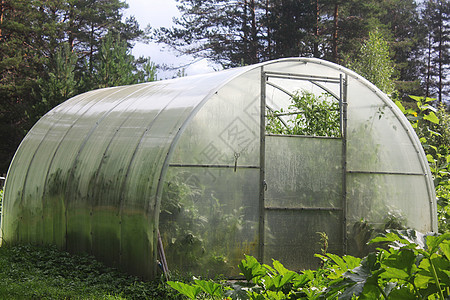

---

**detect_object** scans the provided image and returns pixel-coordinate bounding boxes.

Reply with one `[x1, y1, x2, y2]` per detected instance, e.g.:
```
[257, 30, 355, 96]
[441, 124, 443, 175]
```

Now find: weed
[0, 244, 182, 299]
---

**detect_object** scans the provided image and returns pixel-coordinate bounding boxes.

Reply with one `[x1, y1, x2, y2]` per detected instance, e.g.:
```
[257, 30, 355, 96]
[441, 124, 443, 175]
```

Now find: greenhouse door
[260, 69, 347, 270]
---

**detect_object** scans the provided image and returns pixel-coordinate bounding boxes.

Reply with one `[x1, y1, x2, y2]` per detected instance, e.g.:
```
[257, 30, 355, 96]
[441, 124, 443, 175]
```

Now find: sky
[123, 0, 216, 78]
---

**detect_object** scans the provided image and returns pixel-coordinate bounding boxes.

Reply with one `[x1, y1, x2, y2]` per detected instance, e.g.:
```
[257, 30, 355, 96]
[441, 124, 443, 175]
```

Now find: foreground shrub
[168, 229, 450, 299]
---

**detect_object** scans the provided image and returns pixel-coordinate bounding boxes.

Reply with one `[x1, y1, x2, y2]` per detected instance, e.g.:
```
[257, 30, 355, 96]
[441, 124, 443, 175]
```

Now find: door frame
[258, 66, 348, 263]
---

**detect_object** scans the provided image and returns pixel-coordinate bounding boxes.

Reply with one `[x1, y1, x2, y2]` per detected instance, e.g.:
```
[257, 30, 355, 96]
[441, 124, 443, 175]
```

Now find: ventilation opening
[265, 90, 341, 137]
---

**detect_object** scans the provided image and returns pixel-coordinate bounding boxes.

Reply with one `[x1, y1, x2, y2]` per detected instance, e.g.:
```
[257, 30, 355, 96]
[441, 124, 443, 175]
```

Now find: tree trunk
[437, 2, 443, 104]
[314, 0, 320, 57]
[250, 0, 257, 63]
[333, 1, 339, 62]
[242, 0, 249, 64]
[426, 32, 432, 99]
[68, 3, 74, 51]
[266, 0, 271, 60]
[89, 22, 94, 74]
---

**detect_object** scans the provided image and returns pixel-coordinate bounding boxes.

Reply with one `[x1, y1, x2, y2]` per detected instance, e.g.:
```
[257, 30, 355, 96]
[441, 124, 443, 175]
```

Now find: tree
[154, 0, 423, 78]
[347, 30, 396, 97]
[32, 43, 78, 123]
[0, 0, 45, 173]
[264, 0, 316, 59]
[422, 0, 450, 103]
[0, 0, 154, 174]
[95, 34, 139, 88]
[153, 0, 320, 67]
[93, 34, 157, 88]
[378, 0, 424, 82]
[153, 0, 264, 68]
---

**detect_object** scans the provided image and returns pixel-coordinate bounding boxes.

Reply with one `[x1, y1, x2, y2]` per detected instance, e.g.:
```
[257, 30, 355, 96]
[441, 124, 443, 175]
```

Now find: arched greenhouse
[1, 58, 437, 279]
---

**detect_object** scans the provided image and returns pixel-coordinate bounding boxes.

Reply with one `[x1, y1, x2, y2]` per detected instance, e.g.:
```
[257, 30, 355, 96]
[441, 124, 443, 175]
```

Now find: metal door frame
[258, 66, 348, 263]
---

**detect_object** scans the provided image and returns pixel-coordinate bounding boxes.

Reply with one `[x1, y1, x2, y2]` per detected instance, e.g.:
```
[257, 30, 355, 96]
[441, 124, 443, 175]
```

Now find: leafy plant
[266, 91, 340, 137]
[167, 230, 450, 300]
[169, 255, 324, 300]
[168, 279, 225, 300]
[324, 230, 450, 299]
[396, 96, 450, 233]
[395, 95, 440, 131]
[0, 244, 182, 299]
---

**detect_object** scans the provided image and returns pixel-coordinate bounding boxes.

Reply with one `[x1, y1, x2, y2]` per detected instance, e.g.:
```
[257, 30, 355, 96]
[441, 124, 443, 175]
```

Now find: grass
[0, 243, 183, 299]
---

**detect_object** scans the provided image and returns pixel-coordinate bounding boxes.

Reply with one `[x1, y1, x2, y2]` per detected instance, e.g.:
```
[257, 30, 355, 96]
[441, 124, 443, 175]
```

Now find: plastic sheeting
[2, 58, 436, 279]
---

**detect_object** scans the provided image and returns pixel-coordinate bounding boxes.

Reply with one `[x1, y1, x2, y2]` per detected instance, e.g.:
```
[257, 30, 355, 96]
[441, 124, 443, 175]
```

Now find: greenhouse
[1, 58, 437, 279]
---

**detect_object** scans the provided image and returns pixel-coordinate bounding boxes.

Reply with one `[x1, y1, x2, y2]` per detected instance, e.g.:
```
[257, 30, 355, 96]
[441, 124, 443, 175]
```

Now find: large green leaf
[338, 282, 364, 300]
[292, 273, 310, 288]
[408, 95, 436, 103]
[167, 281, 201, 299]
[239, 255, 266, 282]
[329, 253, 383, 299]
[414, 271, 433, 289]
[426, 233, 450, 254]
[424, 111, 440, 124]
[271, 272, 297, 291]
[429, 255, 450, 287]
[388, 286, 417, 300]
[395, 100, 406, 113]
[380, 268, 410, 281]
[343, 255, 363, 270]
[194, 279, 223, 298]
[272, 260, 289, 276]
[439, 240, 450, 261]
[380, 249, 416, 280]
[370, 229, 427, 250]
[359, 273, 381, 300]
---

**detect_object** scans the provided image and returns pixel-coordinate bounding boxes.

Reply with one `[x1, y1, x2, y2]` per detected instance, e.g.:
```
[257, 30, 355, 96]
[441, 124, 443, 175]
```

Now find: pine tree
[153, 0, 263, 67]
[153, 0, 422, 75]
[32, 43, 78, 123]
[423, 0, 450, 103]
[94, 34, 141, 88]
[264, 0, 316, 59]
[378, 0, 424, 82]
[153, 0, 318, 66]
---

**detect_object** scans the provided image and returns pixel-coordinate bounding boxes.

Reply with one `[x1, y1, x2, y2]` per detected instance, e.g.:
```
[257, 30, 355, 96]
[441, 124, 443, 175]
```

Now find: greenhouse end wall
[1, 58, 437, 279]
